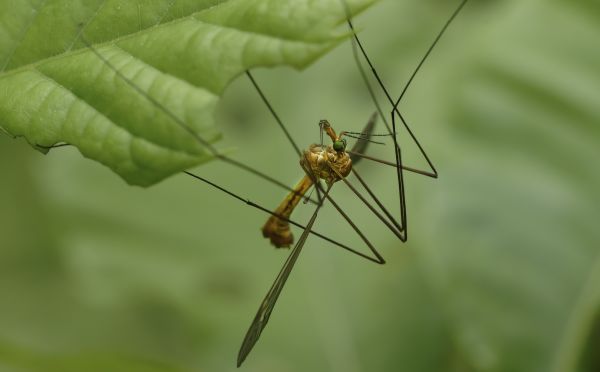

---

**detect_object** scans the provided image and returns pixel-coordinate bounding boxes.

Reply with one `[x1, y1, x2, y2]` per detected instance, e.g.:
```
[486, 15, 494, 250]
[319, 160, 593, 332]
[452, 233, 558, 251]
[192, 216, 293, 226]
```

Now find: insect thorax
[300, 144, 352, 186]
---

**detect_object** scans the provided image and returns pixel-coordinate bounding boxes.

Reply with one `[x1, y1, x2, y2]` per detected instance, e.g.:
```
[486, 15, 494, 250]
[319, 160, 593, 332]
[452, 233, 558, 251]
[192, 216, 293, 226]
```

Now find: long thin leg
[391, 110, 408, 238]
[237, 184, 333, 367]
[246, 71, 302, 157]
[347, 150, 434, 177]
[393, 0, 470, 108]
[351, 167, 403, 234]
[246, 69, 335, 204]
[344, 0, 469, 179]
[327, 159, 406, 241]
[346, 114, 408, 240]
[38, 138, 384, 262]
[322, 192, 386, 264]
[71, 20, 409, 265]
[346, 20, 438, 179]
[338, 0, 469, 241]
[39, 142, 382, 263]
[300, 150, 389, 264]
[298, 121, 389, 264]
[219, 156, 318, 205]
[183, 171, 382, 262]
[310, 113, 406, 243]
[80, 36, 318, 204]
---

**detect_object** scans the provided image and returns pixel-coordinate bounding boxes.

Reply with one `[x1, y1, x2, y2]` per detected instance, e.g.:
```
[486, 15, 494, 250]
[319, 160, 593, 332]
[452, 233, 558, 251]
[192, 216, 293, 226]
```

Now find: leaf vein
[1, 0, 51, 73]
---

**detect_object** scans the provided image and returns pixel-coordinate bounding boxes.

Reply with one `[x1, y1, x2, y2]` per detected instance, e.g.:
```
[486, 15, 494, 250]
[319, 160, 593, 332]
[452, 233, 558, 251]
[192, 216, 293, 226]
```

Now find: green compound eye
[333, 140, 346, 152]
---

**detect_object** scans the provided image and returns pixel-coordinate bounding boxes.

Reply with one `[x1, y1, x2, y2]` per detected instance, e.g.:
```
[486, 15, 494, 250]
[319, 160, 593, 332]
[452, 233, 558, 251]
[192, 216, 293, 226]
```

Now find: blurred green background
[1, 0, 599, 371]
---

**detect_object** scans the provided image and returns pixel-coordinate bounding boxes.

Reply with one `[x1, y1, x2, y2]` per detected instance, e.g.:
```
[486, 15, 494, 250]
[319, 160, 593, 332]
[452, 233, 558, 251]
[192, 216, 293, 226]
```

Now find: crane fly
[236, 0, 469, 365]
[261, 118, 380, 248]
[34, 0, 470, 367]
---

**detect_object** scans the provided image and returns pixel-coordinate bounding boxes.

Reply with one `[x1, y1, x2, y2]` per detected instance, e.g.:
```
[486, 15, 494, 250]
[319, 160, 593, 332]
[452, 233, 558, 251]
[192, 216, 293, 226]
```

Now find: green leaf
[0, 0, 376, 186]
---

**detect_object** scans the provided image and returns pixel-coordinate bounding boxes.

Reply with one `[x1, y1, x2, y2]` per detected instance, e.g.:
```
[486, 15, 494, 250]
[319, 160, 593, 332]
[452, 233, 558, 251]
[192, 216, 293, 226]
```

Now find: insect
[236, 0, 469, 365]
[5, 0, 469, 367]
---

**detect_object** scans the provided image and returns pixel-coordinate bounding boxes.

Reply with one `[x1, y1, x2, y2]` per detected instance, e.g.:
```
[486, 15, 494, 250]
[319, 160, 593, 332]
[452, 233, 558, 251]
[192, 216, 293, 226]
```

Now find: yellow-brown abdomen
[261, 175, 313, 248]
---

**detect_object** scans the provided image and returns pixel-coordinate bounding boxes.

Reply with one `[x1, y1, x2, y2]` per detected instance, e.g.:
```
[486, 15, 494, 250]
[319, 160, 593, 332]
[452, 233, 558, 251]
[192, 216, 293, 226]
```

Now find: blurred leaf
[0, 341, 184, 372]
[415, 1, 600, 371]
[0, 0, 376, 186]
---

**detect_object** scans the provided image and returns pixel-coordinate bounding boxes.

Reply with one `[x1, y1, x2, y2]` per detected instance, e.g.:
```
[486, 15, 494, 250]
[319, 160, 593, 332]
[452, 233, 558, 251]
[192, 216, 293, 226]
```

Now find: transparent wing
[349, 112, 378, 165]
[237, 184, 332, 367]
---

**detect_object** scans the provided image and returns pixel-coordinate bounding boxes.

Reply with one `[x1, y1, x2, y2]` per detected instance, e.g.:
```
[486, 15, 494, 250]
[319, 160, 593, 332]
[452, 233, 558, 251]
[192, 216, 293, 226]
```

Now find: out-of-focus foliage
[0, 0, 598, 372]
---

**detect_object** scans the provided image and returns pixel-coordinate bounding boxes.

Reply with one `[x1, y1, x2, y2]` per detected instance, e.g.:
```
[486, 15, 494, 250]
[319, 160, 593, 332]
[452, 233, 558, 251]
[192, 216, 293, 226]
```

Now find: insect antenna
[343, 131, 395, 137]
[344, 133, 386, 145]
[341, 128, 393, 145]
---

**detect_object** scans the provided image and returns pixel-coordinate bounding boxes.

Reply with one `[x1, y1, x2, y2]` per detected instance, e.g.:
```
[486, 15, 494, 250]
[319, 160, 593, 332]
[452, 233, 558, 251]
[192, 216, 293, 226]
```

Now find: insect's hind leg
[338, 0, 470, 241]
[342, 0, 470, 179]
